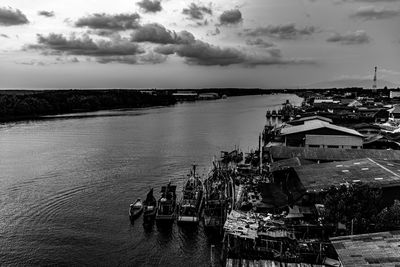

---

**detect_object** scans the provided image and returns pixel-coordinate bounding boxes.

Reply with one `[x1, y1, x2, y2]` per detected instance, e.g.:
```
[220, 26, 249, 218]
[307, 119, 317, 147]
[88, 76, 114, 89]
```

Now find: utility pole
[372, 66, 377, 90]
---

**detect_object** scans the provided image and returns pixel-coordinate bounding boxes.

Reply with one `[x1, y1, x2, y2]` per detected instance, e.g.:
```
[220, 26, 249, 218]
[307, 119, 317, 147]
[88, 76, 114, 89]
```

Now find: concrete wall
[305, 134, 362, 149]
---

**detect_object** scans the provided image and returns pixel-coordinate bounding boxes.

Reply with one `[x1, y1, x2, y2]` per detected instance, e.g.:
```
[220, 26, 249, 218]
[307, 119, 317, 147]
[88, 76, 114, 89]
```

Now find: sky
[0, 0, 399, 89]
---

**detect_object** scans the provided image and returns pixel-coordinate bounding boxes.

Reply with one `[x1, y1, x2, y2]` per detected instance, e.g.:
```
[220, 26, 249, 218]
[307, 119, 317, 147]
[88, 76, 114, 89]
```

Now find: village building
[279, 120, 363, 148]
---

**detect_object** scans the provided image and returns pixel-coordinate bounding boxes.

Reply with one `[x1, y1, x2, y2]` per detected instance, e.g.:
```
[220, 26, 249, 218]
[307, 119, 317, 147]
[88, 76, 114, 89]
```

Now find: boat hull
[129, 208, 143, 220]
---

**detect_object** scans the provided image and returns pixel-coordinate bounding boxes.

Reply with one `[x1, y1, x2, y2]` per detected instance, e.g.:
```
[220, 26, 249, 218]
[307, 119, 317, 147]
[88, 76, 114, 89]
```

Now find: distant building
[347, 99, 362, 107]
[390, 90, 400, 99]
[287, 115, 333, 126]
[172, 91, 197, 101]
[197, 93, 219, 100]
[389, 104, 400, 119]
[280, 120, 363, 148]
[353, 123, 381, 137]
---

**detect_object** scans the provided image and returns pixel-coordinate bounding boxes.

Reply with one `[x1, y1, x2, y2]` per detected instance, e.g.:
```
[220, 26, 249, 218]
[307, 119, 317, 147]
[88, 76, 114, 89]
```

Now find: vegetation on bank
[0, 90, 176, 121]
[323, 183, 400, 235]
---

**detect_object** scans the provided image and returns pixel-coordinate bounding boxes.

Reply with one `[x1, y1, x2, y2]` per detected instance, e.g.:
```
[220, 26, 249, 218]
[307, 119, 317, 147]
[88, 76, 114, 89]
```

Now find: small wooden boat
[143, 188, 157, 222]
[155, 182, 177, 223]
[129, 198, 143, 220]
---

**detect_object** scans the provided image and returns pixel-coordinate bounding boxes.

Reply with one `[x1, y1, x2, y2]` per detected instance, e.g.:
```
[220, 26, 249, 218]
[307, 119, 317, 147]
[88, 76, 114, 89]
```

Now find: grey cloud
[0, 7, 29, 26]
[219, 9, 242, 25]
[97, 55, 138, 64]
[131, 24, 196, 44]
[75, 13, 140, 30]
[246, 38, 275, 48]
[350, 6, 400, 20]
[38, 10, 55, 18]
[326, 30, 371, 45]
[28, 33, 144, 64]
[16, 60, 45, 66]
[137, 0, 162, 13]
[244, 23, 316, 39]
[139, 52, 167, 64]
[154, 30, 313, 66]
[131, 23, 176, 43]
[182, 3, 212, 20]
[1, 33, 9, 38]
[154, 44, 175, 55]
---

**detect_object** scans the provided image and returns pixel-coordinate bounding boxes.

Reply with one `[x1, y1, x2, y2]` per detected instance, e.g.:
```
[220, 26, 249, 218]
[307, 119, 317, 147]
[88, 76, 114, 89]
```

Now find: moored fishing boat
[177, 165, 204, 224]
[203, 162, 234, 232]
[143, 188, 157, 222]
[129, 198, 143, 220]
[155, 182, 177, 223]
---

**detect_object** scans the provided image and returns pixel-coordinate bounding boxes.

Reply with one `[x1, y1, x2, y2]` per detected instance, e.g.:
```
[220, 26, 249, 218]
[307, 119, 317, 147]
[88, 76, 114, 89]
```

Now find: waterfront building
[280, 120, 363, 149]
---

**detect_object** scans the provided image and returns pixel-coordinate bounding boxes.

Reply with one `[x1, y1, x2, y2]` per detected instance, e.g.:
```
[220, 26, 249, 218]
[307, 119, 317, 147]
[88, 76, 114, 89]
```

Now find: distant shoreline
[0, 87, 394, 123]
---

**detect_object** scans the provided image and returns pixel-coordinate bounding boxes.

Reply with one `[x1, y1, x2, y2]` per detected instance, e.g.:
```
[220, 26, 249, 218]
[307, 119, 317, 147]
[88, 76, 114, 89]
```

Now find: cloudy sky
[0, 0, 399, 89]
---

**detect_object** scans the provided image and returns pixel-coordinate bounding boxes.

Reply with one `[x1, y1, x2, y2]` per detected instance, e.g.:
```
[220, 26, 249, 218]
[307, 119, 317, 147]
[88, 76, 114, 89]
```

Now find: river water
[0, 94, 302, 266]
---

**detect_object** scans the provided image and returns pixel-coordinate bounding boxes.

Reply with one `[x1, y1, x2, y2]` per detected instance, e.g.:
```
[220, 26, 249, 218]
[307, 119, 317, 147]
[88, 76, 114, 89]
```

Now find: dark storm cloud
[219, 9, 242, 25]
[28, 33, 144, 64]
[75, 13, 141, 30]
[131, 23, 176, 43]
[1, 33, 9, 38]
[244, 23, 316, 40]
[350, 6, 400, 20]
[326, 30, 371, 45]
[182, 3, 212, 20]
[153, 29, 314, 66]
[136, 0, 162, 13]
[0, 7, 29, 26]
[38, 11, 55, 18]
[246, 38, 275, 48]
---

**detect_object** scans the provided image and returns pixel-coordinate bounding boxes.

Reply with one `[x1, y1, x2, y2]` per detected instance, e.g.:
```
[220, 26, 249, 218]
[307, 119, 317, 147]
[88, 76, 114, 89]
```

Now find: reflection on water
[0, 94, 302, 266]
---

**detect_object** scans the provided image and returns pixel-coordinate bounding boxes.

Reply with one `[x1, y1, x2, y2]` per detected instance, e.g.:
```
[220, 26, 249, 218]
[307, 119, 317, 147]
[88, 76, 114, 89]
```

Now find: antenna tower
[372, 66, 377, 89]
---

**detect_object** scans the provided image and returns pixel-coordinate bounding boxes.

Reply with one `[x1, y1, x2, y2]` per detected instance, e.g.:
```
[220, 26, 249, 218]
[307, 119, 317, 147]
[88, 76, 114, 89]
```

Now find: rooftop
[267, 146, 400, 162]
[294, 158, 400, 191]
[288, 115, 333, 125]
[330, 231, 400, 267]
[280, 121, 363, 137]
[269, 157, 313, 172]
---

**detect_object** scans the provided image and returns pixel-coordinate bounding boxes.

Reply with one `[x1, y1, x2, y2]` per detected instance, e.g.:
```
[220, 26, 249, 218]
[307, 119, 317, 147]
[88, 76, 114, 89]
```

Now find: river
[0, 94, 302, 266]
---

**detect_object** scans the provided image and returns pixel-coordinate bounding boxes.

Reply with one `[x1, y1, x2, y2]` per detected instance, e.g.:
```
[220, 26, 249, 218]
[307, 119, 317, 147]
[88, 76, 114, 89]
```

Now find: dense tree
[376, 199, 400, 231]
[0, 90, 176, 121]
[323, 183, 382, 235]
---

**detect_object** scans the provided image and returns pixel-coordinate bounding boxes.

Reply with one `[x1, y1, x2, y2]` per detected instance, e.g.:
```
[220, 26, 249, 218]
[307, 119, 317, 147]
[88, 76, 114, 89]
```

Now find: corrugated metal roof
[267, 146, 400, 162]
[280, 121, 363, 137]
[269, 157, 313, 172]
[294, 158, 400, 191]
[288, 115, 333, 125]
[330, 231, 400, 267]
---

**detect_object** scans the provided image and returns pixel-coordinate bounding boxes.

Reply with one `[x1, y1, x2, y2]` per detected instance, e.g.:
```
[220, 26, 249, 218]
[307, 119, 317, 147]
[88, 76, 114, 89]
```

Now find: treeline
[0, 90, 176, 121]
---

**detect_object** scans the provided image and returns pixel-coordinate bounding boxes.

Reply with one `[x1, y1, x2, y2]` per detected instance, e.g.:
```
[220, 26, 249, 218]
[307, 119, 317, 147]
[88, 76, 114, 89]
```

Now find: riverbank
[0, 88, 293, 122]
[0, 89, 176, 122]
